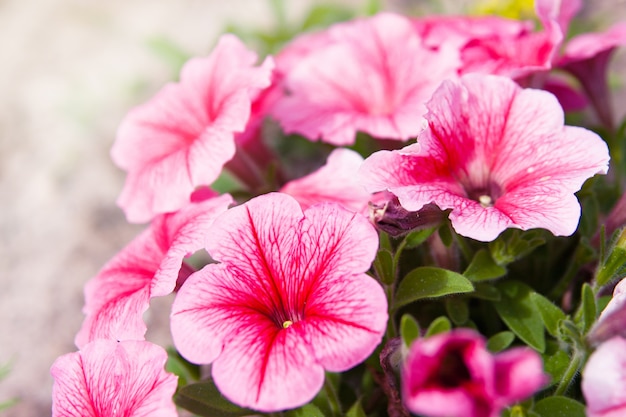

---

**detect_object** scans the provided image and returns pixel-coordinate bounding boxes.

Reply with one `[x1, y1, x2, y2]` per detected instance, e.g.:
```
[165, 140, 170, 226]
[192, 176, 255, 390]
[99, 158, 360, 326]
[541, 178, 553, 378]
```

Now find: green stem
[554, 351, 583, 396]
[324, 375, 341, 417]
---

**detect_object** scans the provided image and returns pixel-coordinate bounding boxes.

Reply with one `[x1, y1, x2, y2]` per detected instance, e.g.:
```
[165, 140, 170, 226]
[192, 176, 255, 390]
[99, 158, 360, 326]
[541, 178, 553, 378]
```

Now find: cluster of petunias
[50, 1, 626, 416]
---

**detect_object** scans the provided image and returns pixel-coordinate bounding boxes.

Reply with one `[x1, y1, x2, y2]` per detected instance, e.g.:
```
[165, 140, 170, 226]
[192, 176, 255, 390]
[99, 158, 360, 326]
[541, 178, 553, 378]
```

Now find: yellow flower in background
[471, 0, 535, 19]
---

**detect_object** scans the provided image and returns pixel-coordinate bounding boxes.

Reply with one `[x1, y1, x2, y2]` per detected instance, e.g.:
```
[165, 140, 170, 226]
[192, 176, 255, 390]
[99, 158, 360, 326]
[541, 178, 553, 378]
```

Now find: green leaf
[400, 314, 420, 347]
[493, 280, 546, 352]
[425, 316, 452, 337]
[489, 230, 546, 266]
[166, 347, 200, 387]
[175, 380, 253, 417]
[595, 244, 626, 287]
[445, 297, 469, 325]
[373, 248, 395, 285]
[438, 224, 453, 247]
[471, 282, 501, 301]
[578, 283, 597, 334]
[533, 396, 586, 417]
[530, 293, 566, 338]
[463, 249, 507, 281]
[542, 342, 570, 386]
[404, 227, 436, 249]
[286, 403, 327, 417]
[486, 331, 515, 353]
[346, 400, 366, 417]
[394, 267, 474, 309]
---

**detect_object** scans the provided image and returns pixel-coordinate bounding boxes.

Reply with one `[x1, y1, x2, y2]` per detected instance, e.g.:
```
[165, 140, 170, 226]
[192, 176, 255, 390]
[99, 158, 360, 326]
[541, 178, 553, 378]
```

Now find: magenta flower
[111, 34, 272, 223]
[51, 340, 178, 417]
[360, 74, 610, 241]
[582, 336, 626, 417]
[170, 193, 388, 411]
[271, 12, 460, 145]
[402, 330, 547, 417]
[75, 194, 233, 348]
[280, 148, 372, 213]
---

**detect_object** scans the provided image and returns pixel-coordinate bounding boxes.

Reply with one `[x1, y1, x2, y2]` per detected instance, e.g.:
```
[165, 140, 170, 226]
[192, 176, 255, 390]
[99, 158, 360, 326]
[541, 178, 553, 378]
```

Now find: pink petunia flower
[111, 34, 272, 223]
[402, 329, 547, 417]
[582, 336, 626, 417]
[51, 339, 178, 417]
[359, 74, 610, 241]
[280, 148, 372, 213]
[271, 12, 460, 145]
[75, 194, 233, 348]
[413, 8, 562, 79]
[170, 192, 388, 411]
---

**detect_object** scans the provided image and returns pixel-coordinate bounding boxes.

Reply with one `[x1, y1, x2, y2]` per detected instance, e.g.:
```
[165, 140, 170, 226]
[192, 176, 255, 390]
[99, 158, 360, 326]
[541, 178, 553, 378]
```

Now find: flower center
[464, 182, 502, 208]
[282, 320, 293, 329]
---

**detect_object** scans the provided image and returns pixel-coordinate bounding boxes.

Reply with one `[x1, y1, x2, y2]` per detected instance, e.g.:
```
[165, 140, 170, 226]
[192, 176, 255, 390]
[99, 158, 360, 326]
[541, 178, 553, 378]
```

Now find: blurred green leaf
[425, 316, 452, 337]
[530, 293, 566, 338]
[471, 282, 501, 301]
[394, 267, 474, 309]
[578, 283, 597, 334]
[486, 331, 515, 353]
[146, 36, 190, 74]
[464, 249, 507, 281]
[404, 227, 436, 249]
[445, 297, 469, 325]
[493, 280, 546, 352]
[286, 403, 327, 417]
[373, 248, 395, 285]
[400, 313, 420, 347]
[301, 4, 354, 31]
[438, 224, 453, 247]
[533, 396, 585, 417]
[346, 400, 367, 417]
[489, 230, 546, 266]
[542, 341, 570, 386]
[165, 347, 200, 387]
[175, 380, 253, 417]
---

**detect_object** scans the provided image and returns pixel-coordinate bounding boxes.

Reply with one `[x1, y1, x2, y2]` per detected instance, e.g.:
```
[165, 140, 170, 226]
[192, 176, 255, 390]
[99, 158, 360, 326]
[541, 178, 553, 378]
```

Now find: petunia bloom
[75, 194, 233, 348]
[402, 329, 547, 417]
[582, 336, 626, 417]
[280, 148, 372, 213]
[111, 34, 272, 223]
[170, 193, 388, 411]
[51, 340, 178, 417]
[271, 12, 460, 145]
[588, 276, 626, 345]
[360, 74, 610, 242]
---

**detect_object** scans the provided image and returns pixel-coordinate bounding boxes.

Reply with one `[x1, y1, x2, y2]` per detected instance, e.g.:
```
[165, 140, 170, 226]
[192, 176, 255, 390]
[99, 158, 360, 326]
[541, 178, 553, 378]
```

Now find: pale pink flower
[582, 336, 626, 417]
[75, 194, 233, 348]
[402, 329, 547, 417]
[413, 12, 561, 79]
[280, 148, 371, 213]
[588, 276, 626, 345]
[51, 340, 178, 417]
[271, 12, 460, 145]
[111, 34, 272, 223]
[360, 74, 610, 242]
[170, 193, 388, 411]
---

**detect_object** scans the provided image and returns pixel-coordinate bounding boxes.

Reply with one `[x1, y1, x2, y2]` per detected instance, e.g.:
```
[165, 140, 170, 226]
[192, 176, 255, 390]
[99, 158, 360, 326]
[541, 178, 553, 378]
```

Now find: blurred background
[0, 0, 624, 415]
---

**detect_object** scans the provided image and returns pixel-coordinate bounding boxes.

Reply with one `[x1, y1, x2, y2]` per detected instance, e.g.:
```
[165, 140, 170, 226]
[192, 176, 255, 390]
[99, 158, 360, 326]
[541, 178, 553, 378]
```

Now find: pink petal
[535, 0, 582, 37]
[280, 148, 371, 213]
[272, 12, 459, 145]
[582, 336, 626, 417]
[111, 34, 272, 223]
[75, 194, 232, 348]
[493, 348, 548, 403]
[212, 321, 324, 412]
[560, 22, 626, 65]
[51, 340, 177, 417]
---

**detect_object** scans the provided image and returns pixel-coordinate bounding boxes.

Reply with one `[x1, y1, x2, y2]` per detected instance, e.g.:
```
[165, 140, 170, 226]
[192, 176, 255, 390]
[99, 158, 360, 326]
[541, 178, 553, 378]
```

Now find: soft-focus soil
[0, 1, 624, 416]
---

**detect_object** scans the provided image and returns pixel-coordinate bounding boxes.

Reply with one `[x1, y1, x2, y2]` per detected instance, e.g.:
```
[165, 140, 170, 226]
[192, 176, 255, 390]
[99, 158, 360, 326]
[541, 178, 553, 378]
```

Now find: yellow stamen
[282, 320, 293, 329]
[479, 195, 493, 207]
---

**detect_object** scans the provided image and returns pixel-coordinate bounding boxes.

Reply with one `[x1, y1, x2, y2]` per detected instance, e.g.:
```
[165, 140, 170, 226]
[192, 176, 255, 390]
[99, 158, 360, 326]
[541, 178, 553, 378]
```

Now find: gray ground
[0, 1, 624, 416]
